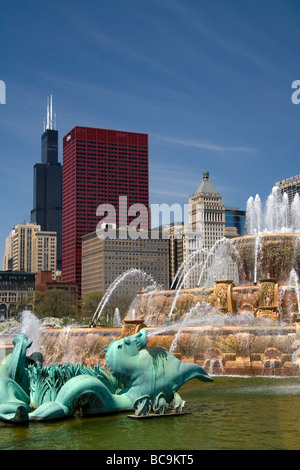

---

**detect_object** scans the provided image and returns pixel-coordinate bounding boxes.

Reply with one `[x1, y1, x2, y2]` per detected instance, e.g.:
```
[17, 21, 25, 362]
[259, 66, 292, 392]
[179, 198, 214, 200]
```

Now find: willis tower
[31, 95, 62, 270]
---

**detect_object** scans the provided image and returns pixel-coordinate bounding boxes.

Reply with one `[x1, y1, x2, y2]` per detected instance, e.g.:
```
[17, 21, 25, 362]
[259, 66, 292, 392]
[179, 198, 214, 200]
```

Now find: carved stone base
[213, 280, 234, 314]
[120, 319, 146, 338]
[255, 307, 280, 321]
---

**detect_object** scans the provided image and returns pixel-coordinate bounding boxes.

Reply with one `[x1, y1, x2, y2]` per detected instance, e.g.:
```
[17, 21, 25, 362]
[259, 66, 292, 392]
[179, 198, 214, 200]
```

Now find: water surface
[0, 376, 299, 450]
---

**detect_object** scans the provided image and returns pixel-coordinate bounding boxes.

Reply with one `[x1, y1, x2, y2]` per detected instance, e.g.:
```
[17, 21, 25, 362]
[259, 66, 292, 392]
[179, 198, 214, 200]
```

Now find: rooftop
[194, 170, 220, 195]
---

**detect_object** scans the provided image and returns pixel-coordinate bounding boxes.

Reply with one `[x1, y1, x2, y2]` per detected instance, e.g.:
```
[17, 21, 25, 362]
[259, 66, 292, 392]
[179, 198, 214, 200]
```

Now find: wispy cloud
[155, 135, 256, 153]
[150, 164, 200, 201]
[150, 188, 189, 199]
[151, 165, 199, 184]
[176, 2, 287, 79]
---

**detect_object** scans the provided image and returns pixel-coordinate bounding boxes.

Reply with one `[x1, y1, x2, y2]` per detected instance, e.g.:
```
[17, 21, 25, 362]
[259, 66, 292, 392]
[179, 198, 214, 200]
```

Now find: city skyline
[1, 1, 300, 258]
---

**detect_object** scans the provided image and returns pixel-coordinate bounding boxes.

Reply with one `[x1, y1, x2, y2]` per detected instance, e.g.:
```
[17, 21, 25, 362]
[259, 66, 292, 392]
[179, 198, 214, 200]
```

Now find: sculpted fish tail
[180, 362, 213, 384]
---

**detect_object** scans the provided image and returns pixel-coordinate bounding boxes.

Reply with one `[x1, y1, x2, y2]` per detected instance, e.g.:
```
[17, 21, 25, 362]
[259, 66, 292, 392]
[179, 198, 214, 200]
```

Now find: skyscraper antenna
[44, 95, 55, 131]
[46, 96, 49, 130]
[50, 94, 53, 130]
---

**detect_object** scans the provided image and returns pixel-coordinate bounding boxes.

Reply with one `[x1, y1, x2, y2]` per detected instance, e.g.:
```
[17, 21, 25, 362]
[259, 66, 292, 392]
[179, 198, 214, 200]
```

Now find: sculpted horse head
[104, 329, 147, 386]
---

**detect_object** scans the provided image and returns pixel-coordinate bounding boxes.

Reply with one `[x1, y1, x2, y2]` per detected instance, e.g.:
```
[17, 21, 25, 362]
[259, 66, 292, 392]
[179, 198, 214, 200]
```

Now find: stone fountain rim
[233, 232, 300, 241]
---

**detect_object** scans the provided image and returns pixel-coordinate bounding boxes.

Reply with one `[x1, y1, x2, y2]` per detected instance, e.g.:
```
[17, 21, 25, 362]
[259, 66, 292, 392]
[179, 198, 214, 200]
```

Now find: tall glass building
[225, 207, 246, 236]
[31, 96, 62, 270]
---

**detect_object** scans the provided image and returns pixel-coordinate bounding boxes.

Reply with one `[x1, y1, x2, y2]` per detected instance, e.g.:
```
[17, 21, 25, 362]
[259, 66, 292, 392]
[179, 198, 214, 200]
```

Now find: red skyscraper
[62, 126, 149, 292]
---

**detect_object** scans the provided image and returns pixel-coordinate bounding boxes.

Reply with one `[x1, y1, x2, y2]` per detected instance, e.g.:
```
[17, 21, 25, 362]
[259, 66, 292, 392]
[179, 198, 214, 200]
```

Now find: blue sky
[1, 0, 300, 256]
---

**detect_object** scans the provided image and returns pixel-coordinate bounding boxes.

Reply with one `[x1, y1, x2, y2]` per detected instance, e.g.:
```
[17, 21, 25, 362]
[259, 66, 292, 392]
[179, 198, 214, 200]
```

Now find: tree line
[14, 290, 135, 326]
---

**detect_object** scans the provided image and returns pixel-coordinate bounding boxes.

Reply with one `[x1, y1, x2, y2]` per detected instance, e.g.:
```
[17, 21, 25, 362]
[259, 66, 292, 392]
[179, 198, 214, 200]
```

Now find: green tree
[13, 293, 35, 315]
[81, 291, 105, 320]
[34, 290, 77, 320]
[104, 293, 136, 326]
[80, 292, 136, 326]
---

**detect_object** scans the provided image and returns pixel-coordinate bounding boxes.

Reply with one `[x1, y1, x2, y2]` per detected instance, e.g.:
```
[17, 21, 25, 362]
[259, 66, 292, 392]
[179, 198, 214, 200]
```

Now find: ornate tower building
[189, 170, 225, 249]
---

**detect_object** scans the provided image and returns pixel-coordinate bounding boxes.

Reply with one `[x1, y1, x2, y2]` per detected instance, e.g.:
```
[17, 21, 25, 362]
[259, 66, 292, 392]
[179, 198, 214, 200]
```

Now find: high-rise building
[31, 230, 57, 275]
[3, 228, 15, 271]
[82, 229, 168, 295]
[275, 174, 300, 203]
[11, 222, 41, 273]
[0, 271, 36, 321]
[31, 95, 62, 270]
[188, 170, 225, 249]
[167, 171, 225, 289]
[62, 126, 149, 293]
[168, 173, 245, 289]
[168, 224, 184, 288]
[3, 222, 57, 278]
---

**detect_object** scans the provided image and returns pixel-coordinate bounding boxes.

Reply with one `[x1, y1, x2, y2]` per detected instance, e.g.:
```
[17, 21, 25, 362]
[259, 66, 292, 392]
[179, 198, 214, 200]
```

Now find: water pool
[0, 376, 299, 450]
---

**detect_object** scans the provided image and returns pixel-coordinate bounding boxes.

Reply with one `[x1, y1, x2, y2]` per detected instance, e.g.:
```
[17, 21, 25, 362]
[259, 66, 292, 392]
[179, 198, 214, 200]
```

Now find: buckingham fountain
[20, 185, 300, 378]
[1, 186, 300, 424]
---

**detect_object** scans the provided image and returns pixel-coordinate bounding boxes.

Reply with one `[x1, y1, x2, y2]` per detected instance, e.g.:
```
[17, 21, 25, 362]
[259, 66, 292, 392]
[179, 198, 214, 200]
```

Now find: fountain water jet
[253, 236, 262, 285]
[113, 308, 122, 327]
[90, 268, 161, 326]
[246, 186, 300, 234]
[197, 237, 229, 287]
[289, 269, 300, 317]
[169, 264, 202, 319]
[169, 302, 200, 354]
[19, 311, 42, 354]
[171, 248, 208, 289]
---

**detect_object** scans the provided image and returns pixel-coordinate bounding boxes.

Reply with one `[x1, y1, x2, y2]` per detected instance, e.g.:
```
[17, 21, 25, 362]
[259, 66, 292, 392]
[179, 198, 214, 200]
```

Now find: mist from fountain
[20, 310, 42, 354]
[153, 301, 273, 337]
[291, 194, 300, 229]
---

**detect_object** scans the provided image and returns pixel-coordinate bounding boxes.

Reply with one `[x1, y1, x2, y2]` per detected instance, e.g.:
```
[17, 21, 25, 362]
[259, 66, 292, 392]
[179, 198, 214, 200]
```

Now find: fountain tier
[34, 320, 300, 377]
[232, 233, 300, 284]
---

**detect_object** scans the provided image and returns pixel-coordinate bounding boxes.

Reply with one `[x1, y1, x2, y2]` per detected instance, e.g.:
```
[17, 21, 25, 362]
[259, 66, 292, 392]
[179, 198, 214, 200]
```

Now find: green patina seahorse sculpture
[0, 329, 213, 424]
